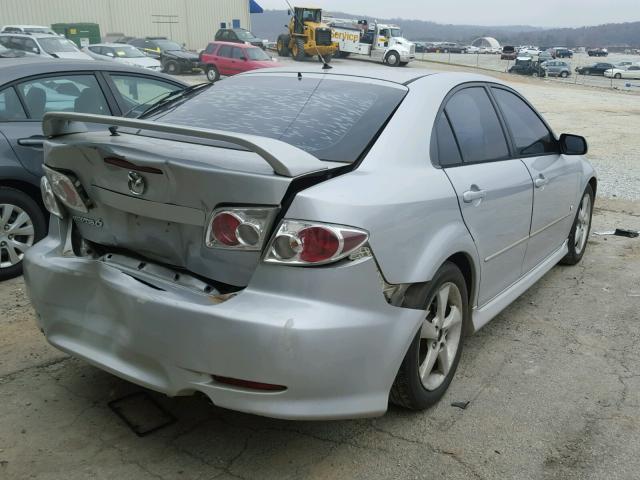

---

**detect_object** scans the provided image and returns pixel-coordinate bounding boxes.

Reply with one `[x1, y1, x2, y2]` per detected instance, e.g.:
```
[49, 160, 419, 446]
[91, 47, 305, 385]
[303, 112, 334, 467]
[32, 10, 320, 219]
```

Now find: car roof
[210, 41, 258, 48]
[0, 32, 60, 39]
[85, 43, 137, 48]
[239, 65, 502, 87]
[0, 58, 187, 86]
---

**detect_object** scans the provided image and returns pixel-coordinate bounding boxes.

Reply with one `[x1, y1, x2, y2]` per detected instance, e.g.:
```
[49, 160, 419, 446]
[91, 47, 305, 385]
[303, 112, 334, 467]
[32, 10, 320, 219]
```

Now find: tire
[277, 34, 290, 57]
[164, 60, 180, 75]
[532, 71, 539, 77]
[614, 73, 622, 79]
[560, 184, 594, 266]
[560, 71, 569, 78]
[0, 187, 47, 281]
[205, 65, 220, 83]
[386, 51, 400, 67]
[390, 262, 469, 410]
[292, 37, 306, 61]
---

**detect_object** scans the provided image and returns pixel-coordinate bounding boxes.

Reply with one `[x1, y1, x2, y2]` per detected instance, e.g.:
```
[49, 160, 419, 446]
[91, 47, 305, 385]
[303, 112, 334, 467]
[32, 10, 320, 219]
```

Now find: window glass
[492, 88, 557, 156]
[231, 47, 245, 59]
[17, 75, 110, 120]
[434, 113, 462, 166]
[110, 74, 181, 116]
[38, 37, 78, 54]
[0, 87, 27, 121]
[217, 45, 233, 58]
[246, 48, 270, 61]
[445, 87, 509, 163]
[145, 75, 407, 163]
[205, 43, 215, 54]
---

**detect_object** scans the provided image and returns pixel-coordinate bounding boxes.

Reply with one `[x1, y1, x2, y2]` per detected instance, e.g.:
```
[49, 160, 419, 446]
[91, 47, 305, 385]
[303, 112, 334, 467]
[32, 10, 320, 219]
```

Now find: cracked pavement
[1, 197, 638, 479]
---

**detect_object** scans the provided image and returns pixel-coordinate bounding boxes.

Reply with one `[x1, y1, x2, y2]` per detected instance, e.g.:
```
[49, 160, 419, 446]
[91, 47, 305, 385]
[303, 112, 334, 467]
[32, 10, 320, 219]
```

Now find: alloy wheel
[574, 193, 592, 255]
[0, 203, 35, 269]
[418, 282, 464, 391]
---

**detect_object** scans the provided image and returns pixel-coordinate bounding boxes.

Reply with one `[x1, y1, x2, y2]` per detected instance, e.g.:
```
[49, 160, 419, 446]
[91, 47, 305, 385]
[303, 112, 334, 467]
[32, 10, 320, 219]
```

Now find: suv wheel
[206, 65, 220, 82]
[0, 187, 47, 281]
[164, 60, 180, 74]
[390, 262, 469, 410]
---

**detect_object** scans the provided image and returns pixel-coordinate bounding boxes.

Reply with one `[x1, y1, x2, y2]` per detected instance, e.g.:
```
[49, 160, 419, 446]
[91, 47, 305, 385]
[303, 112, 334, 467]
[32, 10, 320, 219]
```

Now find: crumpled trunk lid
[44, 129, 328, 286]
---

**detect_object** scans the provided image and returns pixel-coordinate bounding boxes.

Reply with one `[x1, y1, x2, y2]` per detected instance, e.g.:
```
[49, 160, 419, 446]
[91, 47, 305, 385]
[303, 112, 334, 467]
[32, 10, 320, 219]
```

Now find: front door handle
[462, 186, 487, 203]
[534, 175, 549, 188]
[17, 136, 45, 148]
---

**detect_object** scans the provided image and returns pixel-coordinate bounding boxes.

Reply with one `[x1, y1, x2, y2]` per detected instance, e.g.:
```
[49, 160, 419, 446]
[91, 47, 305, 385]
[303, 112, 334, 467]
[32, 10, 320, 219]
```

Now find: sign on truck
[330, 21, 415, 67]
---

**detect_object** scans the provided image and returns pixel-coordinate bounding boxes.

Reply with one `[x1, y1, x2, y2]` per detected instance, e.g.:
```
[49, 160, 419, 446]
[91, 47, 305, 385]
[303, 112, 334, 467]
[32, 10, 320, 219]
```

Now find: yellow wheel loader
[276, 7, 338, 62]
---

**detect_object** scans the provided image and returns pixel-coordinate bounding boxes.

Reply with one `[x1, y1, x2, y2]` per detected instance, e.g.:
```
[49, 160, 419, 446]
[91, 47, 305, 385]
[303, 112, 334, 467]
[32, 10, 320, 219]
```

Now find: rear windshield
[145, 74, 407, 163]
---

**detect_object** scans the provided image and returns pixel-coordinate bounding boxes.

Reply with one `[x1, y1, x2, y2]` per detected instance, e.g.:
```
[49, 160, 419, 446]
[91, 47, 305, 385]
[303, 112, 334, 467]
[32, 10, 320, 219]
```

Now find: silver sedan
[24, 66, 596, 420]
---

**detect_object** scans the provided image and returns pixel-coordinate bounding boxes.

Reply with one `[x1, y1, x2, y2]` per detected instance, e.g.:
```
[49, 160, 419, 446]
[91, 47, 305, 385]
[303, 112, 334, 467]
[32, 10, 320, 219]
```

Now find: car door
[231, 47, 248, 73]
[438, 85, 534, 306]
[1, 74, 112, 177]
[625, 66, 640, 79]
[491, 86, 581, 273]
[215, 45, 234, 75]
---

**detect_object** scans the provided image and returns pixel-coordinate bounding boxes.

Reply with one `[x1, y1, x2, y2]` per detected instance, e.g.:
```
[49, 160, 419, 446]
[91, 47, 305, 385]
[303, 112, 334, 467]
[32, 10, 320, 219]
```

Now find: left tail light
[43, 165, 90, 213]
[205, 207, 279, 251]
[263, 220, 369, 266]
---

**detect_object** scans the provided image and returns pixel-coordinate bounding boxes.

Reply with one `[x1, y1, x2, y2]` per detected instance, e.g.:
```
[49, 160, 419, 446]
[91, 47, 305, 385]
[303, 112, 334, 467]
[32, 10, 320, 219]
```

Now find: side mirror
[559, 134, 588, 155]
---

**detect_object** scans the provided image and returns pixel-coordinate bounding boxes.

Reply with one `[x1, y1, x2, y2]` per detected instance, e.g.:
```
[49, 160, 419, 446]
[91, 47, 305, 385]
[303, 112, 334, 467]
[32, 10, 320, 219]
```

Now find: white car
[0, 33, 92, 60]
[83, 43, 162, 70]
[519, 46, 541, 56]
[1, 25, 58, 36]
[465, 45, 480, 54]
[604, 65, 640, 79]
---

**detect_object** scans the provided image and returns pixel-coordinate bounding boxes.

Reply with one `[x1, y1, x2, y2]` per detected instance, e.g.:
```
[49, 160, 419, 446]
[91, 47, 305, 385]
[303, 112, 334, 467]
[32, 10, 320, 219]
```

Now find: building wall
[0, 0, 251, 49]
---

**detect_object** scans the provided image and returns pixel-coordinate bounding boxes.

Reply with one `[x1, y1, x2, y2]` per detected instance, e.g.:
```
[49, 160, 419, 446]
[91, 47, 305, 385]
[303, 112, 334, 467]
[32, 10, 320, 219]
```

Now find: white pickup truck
[330, 22, 415, 67]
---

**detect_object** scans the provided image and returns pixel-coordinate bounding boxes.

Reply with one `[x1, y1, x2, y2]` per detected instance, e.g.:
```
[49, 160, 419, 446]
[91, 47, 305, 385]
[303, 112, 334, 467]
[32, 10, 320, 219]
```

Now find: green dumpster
[51, 23, 101, 48]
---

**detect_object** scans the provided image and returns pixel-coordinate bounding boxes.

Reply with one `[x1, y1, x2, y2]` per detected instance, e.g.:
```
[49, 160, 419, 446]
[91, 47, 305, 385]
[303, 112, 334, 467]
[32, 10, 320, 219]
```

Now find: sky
[256, 0, 640, 28]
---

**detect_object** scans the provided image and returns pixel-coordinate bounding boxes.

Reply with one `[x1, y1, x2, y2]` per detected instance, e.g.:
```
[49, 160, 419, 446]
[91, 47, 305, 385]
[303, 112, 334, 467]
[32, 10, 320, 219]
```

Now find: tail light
[40, 176, 64, 219]
[43, 165, 90, 213]
[205, 207, 278, 251]
[264, 220, 369, 266]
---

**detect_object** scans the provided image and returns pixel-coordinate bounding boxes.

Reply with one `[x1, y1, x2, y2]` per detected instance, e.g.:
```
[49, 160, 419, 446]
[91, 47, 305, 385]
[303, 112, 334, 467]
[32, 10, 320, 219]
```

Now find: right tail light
[264, 220, 369, 266]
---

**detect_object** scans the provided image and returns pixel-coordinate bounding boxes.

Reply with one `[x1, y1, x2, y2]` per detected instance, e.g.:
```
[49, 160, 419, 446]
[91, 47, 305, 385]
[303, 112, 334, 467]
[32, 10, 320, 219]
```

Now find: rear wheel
[0, 188, 47, 281]
[386, 51, 400, 67]
[390, 262, 468, 410]
[561, 185, 594, 266]
[164, 60, 180, 75]
[205, 65, 220, 83]
[277, 34, 290, 57]
[292, 38, 306, 61]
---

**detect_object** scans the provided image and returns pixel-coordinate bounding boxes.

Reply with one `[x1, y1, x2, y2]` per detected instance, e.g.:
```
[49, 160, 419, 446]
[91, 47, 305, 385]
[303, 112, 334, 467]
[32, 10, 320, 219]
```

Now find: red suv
[200, 41, 277, 82]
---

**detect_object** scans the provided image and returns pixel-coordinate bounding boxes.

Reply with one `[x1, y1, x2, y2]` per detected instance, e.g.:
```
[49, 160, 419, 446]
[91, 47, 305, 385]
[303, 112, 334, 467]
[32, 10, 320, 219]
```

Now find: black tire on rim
[164, 60, 179, 74]
[0, 187, 47, 281]
[386, 51, 400, 67]
[206, 65, 220, 83]
[390, 261, 469, 410]
[277, 34, 290, 57]
[561, 71, 568, 78]
[560, 184, 594, 266]
[293, 37, 306, 61]
[614, 73, 622, 79]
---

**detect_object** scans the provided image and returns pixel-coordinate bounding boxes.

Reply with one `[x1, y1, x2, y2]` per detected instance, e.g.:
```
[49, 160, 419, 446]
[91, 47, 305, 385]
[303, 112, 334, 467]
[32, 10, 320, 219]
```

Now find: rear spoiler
[42, 112, 328, 178]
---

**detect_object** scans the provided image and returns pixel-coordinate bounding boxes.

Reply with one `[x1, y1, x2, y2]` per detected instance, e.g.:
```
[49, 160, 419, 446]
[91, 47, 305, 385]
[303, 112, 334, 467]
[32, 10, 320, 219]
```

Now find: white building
[0, 0, 261, 49]
[471, 37, 501, 49]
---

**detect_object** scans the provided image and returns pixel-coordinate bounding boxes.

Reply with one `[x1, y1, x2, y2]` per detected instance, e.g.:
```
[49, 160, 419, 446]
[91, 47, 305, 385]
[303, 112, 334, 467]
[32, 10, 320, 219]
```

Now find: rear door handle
[462, 187, 487, 203]
[17, 136, 45, 148]
[534, 175, 549, 188]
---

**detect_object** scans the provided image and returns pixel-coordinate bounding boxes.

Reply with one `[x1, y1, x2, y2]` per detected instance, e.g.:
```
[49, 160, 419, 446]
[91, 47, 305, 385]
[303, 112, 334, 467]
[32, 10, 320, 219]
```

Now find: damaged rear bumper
[23, 218, 423, 420]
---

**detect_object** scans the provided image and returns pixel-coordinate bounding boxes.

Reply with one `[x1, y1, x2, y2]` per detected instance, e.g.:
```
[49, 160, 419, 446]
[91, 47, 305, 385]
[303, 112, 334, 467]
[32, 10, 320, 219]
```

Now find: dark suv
[128, 37, 201, 74]
[214, 28, 264, 49]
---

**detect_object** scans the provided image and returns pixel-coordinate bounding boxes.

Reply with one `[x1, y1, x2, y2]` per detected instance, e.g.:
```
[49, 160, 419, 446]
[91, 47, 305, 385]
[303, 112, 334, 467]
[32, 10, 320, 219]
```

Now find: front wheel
[614, 73, 622, 79]
[385, 51, 400, 67]
[560, 71, 569, 78]
[277, 34, 290, 57]
[0, 187, 47, 281]
[205, 65, 220, 82]
[390, 262, 468, 410]
[561, 185, 594, 266]
[292, 38, 306, 61]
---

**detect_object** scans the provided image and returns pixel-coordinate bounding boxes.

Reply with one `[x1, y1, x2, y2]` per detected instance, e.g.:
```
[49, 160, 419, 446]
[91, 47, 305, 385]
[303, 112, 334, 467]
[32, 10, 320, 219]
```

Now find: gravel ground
[1, 198, 638, 480]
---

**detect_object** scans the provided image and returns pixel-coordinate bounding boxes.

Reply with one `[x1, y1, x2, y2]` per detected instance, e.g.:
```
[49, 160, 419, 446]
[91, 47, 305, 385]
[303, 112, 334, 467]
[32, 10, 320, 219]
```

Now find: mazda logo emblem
[127, 171, 146, 196]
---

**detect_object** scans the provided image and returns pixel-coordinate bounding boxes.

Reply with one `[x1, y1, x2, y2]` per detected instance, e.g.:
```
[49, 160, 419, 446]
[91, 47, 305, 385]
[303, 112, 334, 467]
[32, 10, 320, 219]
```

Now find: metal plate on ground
[108, 391, 176, 437]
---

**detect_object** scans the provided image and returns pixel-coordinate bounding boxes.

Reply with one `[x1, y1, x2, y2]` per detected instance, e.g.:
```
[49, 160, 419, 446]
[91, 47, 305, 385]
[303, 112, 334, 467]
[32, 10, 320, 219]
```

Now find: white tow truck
[330, 20, 415, 67]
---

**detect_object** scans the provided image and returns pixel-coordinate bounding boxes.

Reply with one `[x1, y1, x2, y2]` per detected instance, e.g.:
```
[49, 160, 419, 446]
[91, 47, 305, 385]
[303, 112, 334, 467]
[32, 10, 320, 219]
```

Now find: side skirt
[471, 241, 569, 332]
